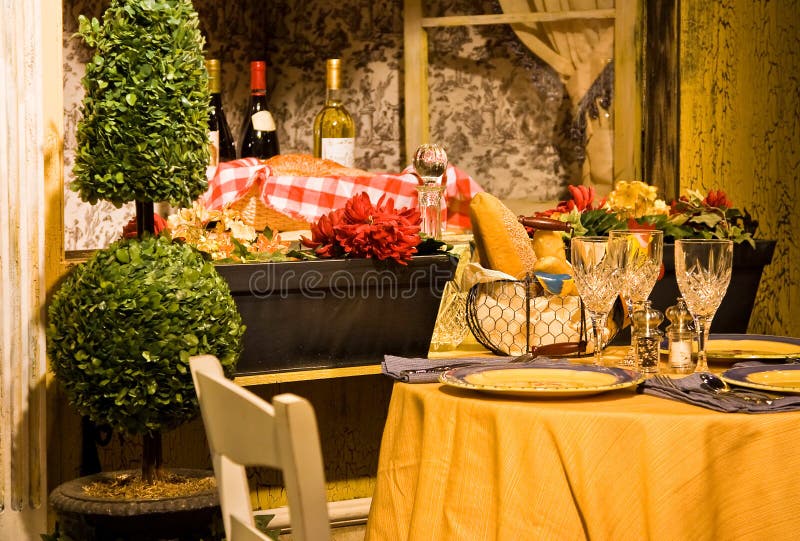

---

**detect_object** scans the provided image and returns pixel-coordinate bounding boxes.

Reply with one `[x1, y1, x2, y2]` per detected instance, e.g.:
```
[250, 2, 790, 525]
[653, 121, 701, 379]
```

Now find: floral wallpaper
[62, 0, 591, 250]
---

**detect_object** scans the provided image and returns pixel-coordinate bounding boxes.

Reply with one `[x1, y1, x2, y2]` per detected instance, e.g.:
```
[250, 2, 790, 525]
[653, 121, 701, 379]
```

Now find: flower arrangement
[166, 203, 291, 262]
[538, 181, 758, 246]
[166, 192, 440, 265]
[301, 192, 422, 265]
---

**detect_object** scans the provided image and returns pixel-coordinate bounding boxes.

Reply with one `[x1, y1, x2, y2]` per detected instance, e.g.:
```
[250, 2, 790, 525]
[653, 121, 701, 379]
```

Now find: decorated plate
[660, 334, 800, 362]
[721, 364, 800, 394]
[439, 362, 644, 398]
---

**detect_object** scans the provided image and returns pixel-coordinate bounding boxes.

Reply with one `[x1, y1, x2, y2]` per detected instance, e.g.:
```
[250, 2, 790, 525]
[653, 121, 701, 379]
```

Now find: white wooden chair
[189, 354, 331, 541]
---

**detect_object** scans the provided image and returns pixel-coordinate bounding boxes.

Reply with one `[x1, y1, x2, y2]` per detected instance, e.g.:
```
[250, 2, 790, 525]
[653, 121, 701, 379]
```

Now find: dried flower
[166, 202, 290, 262]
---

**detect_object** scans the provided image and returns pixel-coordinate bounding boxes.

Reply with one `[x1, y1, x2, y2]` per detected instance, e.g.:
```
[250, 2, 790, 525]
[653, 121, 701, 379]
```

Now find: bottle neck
[325, 86, 344, 105]
[250, 61, 267, 95]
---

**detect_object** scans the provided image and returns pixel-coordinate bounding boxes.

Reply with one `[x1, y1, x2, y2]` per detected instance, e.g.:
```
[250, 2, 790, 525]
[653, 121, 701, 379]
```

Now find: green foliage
[555, 193, 757, 247]
[47, 236, 244, 437]
[73, 0, 210, 207]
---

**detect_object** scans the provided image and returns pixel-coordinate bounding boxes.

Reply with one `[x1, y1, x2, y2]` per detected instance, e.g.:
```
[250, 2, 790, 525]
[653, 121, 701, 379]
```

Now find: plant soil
[82, 471, 216, 500]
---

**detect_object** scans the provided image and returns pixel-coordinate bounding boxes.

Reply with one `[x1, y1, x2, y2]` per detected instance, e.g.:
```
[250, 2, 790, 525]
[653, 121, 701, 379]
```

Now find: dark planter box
[650, 239, 776, 333]
[215, 254, 458, 375]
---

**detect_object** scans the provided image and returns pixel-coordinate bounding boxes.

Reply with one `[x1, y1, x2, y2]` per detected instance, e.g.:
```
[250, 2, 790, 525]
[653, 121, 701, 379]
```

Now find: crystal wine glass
[674, 239, 733, 372]
[570, 237, 623, 366]
[608, 229, 664, 366]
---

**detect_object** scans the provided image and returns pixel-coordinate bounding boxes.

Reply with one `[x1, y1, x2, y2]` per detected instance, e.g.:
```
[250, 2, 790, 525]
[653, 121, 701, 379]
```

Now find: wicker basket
[229, 183, 310, 232]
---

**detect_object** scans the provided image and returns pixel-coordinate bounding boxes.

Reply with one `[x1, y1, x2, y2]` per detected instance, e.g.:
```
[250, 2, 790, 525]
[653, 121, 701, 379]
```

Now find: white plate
[439, 362, 644, 398]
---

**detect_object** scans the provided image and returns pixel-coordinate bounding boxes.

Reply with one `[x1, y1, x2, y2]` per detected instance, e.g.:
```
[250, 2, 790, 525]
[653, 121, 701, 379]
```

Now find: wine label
[321, 137, 355, 168]
[209, 130, 220, 167]
[252, 110, 276, 132]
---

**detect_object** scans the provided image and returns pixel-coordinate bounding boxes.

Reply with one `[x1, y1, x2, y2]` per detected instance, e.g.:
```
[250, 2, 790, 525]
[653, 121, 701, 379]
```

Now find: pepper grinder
[413, 143, 448, 240]
[631, 301, 664, 374]
[665, 297, 695, 374]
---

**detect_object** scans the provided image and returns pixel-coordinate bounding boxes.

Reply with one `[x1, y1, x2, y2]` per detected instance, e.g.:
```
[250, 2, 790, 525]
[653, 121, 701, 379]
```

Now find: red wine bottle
[239, 60, 280, 159]
[205, 59, 236, 164]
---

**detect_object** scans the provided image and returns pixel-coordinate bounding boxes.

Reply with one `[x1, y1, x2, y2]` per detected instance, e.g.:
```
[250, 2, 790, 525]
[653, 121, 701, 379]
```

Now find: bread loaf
[264, 153, 370, 177]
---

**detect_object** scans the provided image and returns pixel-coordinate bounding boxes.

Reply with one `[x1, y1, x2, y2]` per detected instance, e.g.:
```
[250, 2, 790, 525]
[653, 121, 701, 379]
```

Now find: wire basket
[465, 274, 594, 357]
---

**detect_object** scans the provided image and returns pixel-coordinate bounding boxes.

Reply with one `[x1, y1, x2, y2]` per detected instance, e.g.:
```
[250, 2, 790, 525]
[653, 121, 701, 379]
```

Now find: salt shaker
[413, 143, 447, 240]
[631, 302, 664, 374]
[665, 297, 695, 373]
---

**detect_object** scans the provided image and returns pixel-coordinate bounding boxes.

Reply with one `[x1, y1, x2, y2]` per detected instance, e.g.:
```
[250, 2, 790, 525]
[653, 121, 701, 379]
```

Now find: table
[365, 364, 800, 540]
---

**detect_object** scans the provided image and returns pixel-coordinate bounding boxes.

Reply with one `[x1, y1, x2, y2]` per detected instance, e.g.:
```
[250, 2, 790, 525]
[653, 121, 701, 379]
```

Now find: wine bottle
[205, 59, 236, 165]
[240, 60, 280, 159]
[313, 58, 355, 167]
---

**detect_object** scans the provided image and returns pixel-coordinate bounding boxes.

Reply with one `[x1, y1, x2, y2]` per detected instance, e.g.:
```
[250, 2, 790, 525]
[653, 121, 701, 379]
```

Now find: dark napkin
[640, 373, 800, 413]
[382, 355, 508, 383]
[381, 354, 568, 383]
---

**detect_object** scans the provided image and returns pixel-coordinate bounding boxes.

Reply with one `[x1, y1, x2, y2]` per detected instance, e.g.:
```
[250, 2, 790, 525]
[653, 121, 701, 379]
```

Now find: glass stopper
[413, 143, 448, 184]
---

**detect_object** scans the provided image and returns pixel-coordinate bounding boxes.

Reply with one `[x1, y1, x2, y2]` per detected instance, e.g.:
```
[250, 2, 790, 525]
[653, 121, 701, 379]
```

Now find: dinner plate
[721, 364, 800, 394]
[438, 362, 644, 398]
[660, 334, 800, 362]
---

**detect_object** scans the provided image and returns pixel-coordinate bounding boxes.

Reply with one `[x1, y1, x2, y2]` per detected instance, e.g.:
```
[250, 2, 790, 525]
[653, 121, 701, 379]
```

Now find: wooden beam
[613, 0, 643, 182]
[421, 9, 616, 28]
[403, 0, 429, 161]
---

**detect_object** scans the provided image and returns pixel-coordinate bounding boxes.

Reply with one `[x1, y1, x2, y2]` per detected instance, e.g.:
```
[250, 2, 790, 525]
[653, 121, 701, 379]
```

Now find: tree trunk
[136, 200, 155, 237]
[141, 431, 165, 484]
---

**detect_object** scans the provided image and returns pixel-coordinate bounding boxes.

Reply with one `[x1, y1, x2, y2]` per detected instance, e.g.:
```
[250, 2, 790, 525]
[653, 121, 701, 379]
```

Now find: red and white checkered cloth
[201, 158, 484, 231]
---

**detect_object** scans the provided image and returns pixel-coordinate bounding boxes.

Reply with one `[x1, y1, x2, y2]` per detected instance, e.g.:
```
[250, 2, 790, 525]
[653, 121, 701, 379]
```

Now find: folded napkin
[381, 354, 569, 383]
[640, 373, 800, 413]
[382, 355, 509, 383]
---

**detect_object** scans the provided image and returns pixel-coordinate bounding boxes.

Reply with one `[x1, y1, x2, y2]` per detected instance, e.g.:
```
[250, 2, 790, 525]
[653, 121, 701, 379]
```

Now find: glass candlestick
[413, 143, 447, 240]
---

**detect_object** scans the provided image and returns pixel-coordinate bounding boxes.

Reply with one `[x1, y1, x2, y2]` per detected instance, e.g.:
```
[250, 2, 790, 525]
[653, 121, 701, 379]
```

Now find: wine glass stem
[624, 297, 635, 361]
[694, 315, 711, 372]
[589, 311, 609, 366]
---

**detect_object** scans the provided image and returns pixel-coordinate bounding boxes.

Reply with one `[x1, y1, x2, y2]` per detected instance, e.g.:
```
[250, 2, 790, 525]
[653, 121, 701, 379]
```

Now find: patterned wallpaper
[62, 0, 590, 250]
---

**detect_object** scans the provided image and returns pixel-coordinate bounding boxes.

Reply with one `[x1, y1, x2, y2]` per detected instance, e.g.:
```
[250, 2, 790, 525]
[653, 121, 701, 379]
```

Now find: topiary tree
[52, 0, 232, 485]
[73, 0, 210, 233]
[47, 236, 245, 483]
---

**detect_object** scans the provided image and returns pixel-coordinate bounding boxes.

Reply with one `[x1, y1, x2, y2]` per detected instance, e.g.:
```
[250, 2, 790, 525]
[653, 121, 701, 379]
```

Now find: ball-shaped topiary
[47, 236, 245, 437]
[72, 0, 210, 207]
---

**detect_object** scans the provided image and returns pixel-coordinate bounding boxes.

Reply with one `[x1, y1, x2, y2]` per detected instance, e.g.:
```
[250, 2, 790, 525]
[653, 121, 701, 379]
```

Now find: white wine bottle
[313, 58, 355, 167]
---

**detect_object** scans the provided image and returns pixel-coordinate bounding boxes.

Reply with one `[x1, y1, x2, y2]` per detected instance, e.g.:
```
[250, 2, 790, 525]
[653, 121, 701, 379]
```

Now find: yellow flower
[608, 180, 667, 218]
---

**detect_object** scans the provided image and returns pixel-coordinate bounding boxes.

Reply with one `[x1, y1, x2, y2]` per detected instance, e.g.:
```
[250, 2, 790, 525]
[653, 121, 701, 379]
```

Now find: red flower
[625, 218, 656, 230]
[306, 192, 422, 265]
[302, 208, 345, 258]
[122, 214, 166, 238]
[703, 189, 733, 209]
[336, 194, 421, 264]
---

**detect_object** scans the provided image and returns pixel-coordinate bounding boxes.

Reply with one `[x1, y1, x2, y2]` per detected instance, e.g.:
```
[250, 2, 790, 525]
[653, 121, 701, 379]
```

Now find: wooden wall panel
[678, 0, 800, 336]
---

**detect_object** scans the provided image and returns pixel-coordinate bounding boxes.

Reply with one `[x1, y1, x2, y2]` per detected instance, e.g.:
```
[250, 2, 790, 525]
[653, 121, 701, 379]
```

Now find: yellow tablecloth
[365, 368, 800, 540]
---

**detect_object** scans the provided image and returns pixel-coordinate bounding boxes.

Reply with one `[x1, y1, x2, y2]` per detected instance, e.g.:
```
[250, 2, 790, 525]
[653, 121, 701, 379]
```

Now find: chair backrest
[189, 354, 331, 541]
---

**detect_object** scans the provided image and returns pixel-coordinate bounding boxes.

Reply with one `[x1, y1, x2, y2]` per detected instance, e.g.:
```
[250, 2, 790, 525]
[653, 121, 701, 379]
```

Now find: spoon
[698, 373, 774, 404]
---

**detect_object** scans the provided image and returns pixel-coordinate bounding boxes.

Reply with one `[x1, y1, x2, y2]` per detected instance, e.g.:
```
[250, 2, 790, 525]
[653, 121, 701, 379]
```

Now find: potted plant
[532, 182, 775, 333]
[47, 236, 244, 537]
[46, 0, 243, 538]
[164, 193, 458, 375]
